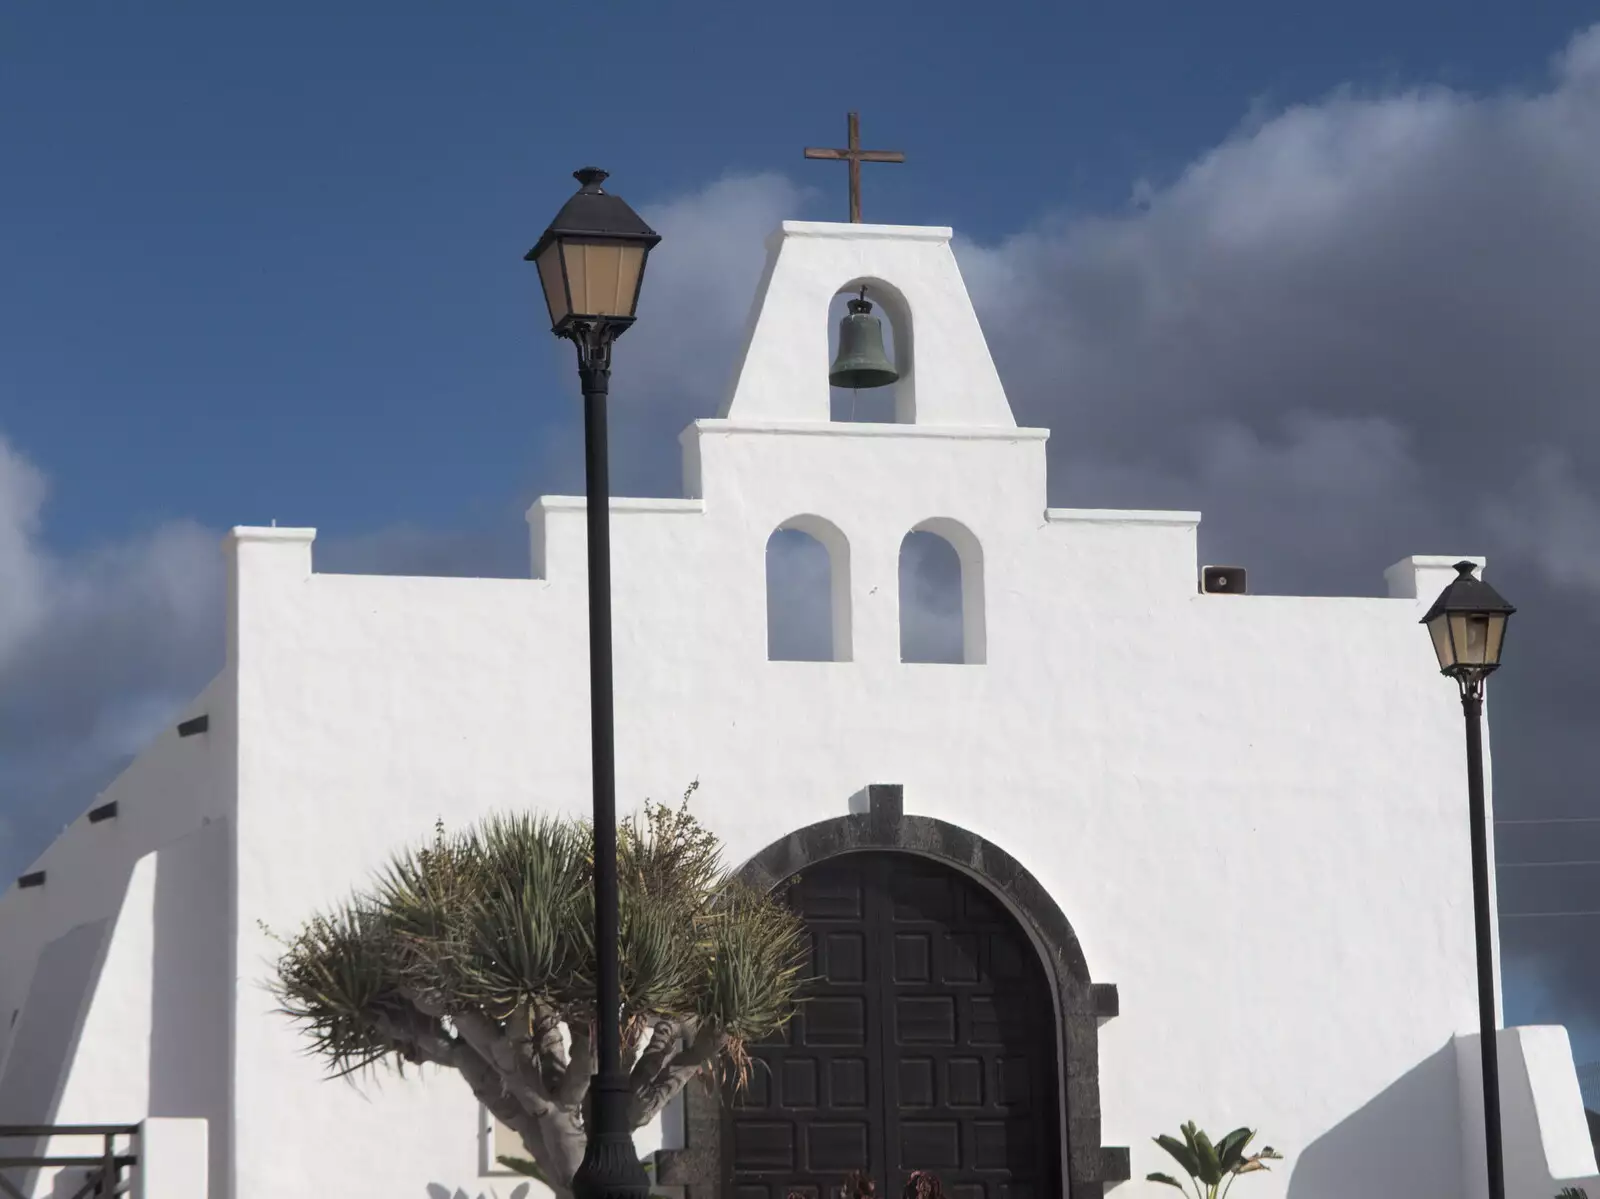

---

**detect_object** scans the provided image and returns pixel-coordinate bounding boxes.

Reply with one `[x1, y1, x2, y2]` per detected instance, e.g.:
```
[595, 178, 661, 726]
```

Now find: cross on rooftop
[804, 111, 905, 223]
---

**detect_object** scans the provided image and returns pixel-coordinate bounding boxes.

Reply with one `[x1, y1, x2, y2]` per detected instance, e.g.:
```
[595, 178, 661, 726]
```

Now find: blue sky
[5, 1, 1600, 1086]
[5, 0, 1597, 547]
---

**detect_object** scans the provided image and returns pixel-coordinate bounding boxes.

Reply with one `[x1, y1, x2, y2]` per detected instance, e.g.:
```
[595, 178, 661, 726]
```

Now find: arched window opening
[899, 531, 962, 662]
[899, 520, 986, 664]
[827, 280, 913, 423]
[767, 518, 852, 662]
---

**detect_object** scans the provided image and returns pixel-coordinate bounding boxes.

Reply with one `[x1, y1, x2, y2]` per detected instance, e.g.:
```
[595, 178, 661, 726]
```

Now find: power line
[1496, 817, 1600, 825]
[1495, 854, 1600, 917]
[1493, 854, 1600, 915]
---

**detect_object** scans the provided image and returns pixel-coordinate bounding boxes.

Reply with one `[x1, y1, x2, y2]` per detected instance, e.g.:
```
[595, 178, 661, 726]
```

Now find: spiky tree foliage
[269, 788, 808, 1198]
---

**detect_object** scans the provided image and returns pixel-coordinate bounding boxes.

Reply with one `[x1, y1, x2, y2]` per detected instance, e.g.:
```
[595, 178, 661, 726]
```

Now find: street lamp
[1422, 560, 1517, 1199]
[528, 167, 661, 1199]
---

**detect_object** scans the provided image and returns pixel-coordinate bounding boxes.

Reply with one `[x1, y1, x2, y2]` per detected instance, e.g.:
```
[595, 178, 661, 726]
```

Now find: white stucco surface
[134, 1117, 210, 1199]
[1456, 1029, 1600, 1199]
[0, 218, 1590, 1199]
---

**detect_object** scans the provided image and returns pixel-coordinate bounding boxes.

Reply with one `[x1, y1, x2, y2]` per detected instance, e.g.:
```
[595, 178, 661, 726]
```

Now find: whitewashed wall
[30, 1118, 213, 1199]
[1457, 1028, 1600, 1199]
[0, 669, 234, 1198]
[224, 516, 1496, 1199]
[222, 227, 1504, 1199]
[134, 1117, 210, 1199]
[4, 221, 1582, 1199]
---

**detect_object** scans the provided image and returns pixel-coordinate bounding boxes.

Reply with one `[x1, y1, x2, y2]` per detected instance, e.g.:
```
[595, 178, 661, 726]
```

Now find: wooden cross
[804, 112, 905, 223]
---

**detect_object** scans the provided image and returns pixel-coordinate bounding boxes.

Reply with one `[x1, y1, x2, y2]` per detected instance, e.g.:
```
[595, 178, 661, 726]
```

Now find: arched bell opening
[827, 276, 915, 424]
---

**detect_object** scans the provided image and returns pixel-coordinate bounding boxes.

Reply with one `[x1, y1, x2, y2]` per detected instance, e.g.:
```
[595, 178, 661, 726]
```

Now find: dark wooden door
[725, 852, 1061, 1199]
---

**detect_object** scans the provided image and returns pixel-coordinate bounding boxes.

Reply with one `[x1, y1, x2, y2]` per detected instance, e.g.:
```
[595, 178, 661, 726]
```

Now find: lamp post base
[571, 1073, 650, 1199]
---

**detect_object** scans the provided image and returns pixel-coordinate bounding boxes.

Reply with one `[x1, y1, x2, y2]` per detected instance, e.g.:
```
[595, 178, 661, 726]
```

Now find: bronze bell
[828, 289, 899, 389]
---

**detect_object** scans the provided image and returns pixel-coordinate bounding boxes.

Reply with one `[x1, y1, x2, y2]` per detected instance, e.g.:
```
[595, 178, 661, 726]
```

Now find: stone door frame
[653, 784, 1131, 1198]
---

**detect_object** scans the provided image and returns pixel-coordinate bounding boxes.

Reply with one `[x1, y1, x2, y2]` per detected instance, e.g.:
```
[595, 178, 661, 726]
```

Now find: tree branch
[535, 1019, 568, 1093]
[505, 1002, 574, 1104]
[629, 1017, 690, 1091]
[397, 984, 449, 1021]
[627, 1022, 728, 1127]
[371, 1005, 455, 1065]
[375, 1005, 571, 1190]
[376, 1010, 527, 1136]
[504, 1001, 551, 1097]
[556, 1022, 595, 1108]
[454, 1009, 555, 1116]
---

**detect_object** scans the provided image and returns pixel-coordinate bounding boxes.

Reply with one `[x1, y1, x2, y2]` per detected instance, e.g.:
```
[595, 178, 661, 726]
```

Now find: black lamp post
[527, 167, 661, 1199]
[1421, 560, 1517, 1199]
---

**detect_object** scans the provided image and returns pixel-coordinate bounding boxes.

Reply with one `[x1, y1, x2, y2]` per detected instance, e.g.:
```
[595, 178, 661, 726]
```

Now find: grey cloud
[952, 30, 1600, 1044]
[1486, 451, 1600, 594]
[765, 529, 834, 662]
[0, 440, 225, 868]
[0, 472, 532, 878]
[530, 172, 817, 503]
[897, 532, 963, 665]
[315, 521, 530, 580]
[0, 437, 50, 666]
[765, 529, 964, 665]
[958, 34, 1600, 566]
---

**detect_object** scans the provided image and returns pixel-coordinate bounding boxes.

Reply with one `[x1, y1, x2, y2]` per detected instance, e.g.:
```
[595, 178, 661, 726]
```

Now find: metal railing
[0, 1125, 139, 1199]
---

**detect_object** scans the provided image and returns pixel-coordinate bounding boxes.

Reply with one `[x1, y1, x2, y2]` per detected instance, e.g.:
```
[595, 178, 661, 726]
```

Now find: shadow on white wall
[1287, 1041, 1461, 1198]
[426, 1183, 530, 1199]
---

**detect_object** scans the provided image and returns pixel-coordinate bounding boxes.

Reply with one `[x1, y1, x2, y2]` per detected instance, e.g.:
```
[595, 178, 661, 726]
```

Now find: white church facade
[1, 219, 1596, 1199]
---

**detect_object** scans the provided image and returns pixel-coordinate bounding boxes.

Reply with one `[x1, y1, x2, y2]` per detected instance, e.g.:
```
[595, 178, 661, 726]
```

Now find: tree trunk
[521, 1105, 590, 1198]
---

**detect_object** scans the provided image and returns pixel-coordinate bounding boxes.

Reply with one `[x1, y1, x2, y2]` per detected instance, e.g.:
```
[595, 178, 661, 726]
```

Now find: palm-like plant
[268, 786, 808, 1199]
[1147, 1122, 1282, 1199]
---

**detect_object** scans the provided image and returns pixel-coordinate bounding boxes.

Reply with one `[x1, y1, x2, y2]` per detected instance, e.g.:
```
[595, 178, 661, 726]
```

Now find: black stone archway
[653, 785, 1130, 1199]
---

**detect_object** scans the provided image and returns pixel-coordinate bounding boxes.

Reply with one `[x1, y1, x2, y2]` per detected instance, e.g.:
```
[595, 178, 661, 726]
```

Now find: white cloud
[530, 172, 813, 501]
[1485, 451, 1600, 594]
[946, 25, 1600, 602]
[588, 26, 1600, 606]
[0, 437, 50, 667]
[0, 435, 223, 868]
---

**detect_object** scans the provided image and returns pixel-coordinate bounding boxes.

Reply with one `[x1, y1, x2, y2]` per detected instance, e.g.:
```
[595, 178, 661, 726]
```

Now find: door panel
[726, 853, 1060, 1199]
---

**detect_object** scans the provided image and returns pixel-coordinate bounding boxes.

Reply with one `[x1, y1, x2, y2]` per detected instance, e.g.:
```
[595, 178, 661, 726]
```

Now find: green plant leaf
[1193, 1128, 1223, 1187]
[496, 1155, 548, 1181]
[1154, 1133, 1201, 1179]
[1215, 1127, 1253, 1172]
[1147, 1173, 1186, 1189]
